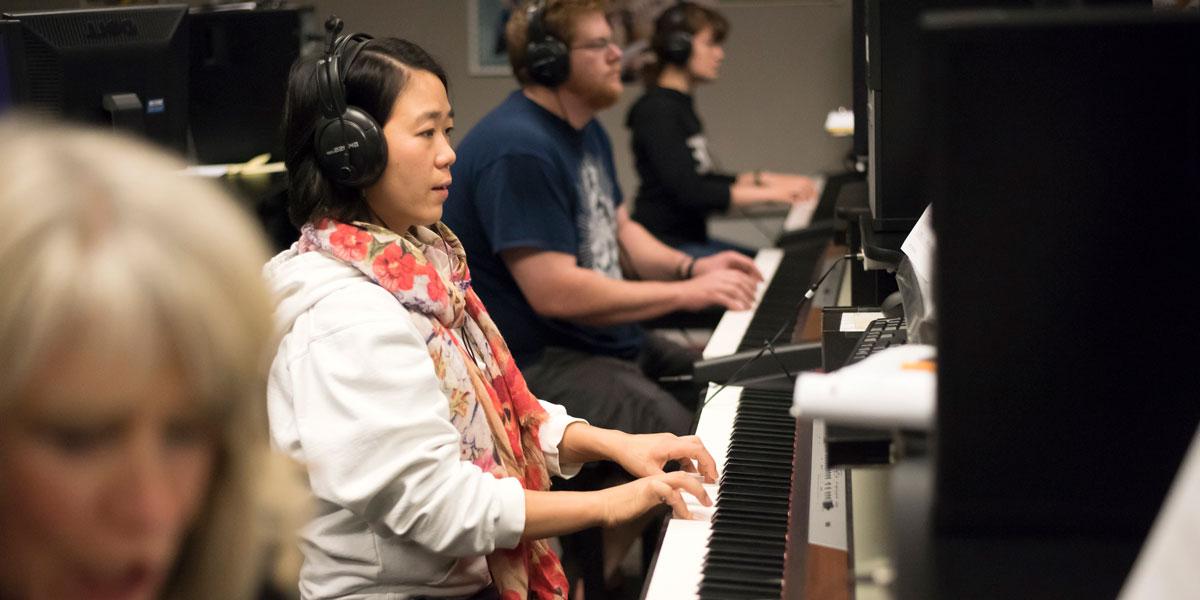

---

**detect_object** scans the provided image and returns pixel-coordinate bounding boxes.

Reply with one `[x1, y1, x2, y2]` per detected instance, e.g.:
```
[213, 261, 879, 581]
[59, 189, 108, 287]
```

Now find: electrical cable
[700, 253, 854, 408]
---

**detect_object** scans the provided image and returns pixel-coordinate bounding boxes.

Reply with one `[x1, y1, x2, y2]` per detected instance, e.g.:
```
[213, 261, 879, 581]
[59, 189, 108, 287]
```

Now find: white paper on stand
[900, 206, 937, 317]
[791, 344, 936, 430]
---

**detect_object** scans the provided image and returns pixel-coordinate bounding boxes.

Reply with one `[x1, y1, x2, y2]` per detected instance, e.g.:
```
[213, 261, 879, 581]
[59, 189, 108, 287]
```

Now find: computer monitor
[188, 6, 304, 164]
[865, 0, 1038, 235]
[0, 5, 189, 154]
[850, 0, 867, 162]
[927, 6, 1200, 596]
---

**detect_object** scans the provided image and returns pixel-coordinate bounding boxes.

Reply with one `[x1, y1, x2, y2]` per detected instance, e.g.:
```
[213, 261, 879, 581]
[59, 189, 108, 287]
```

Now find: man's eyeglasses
[570, 38, 617, 52]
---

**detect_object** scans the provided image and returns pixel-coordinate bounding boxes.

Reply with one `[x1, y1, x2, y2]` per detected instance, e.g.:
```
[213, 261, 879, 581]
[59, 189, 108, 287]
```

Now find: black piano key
[714, 492, 791, 508]
[713, 509, 789, 521]
[735, 243, 825, 353]
[718, 463, 792, 480]
[702, 561, 785, 580]
[705, 545, 787, 562]
[710, 515, 787, 530]
[705, 546, 787, 565]
[699, 578, 783, 599]
[724, 443, 794, 457]
[701, 386, 803, 596]
[716, 481, 791, 499]
[722, 454, 793, 468]
[706, 529, 787, 546]
[701, 574, 782, 591]
[716, 485, 790, 502]
[712, 515, 788, 530]
[714, 492, 789, 508]
[729, 427, 793, 441]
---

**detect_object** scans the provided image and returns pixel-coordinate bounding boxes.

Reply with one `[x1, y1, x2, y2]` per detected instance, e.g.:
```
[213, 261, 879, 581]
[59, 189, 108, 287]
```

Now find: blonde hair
[0, 116, 277, 600]
[506, 0, 609, 86]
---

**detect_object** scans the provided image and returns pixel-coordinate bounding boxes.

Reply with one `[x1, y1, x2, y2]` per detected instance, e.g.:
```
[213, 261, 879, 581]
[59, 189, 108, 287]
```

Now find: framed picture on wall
[469, 0, 514, 76]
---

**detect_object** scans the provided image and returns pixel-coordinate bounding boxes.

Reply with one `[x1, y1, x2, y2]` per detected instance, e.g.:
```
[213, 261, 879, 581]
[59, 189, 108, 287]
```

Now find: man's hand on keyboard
[680, 269, 758, 312]
[693, 250, 763, 281]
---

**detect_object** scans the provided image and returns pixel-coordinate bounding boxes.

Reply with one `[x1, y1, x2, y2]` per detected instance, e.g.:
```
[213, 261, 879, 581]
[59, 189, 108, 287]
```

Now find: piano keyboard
[646, 185, 849, 598]
[643, 384, 742, 600]
[702, 175, 831, 360]
[783, 177, 825, 232]
[702, 237, 831, 360]
[703, 249, 783, 359]
[699, 386, 798, 599]
[645, 384, 810, 600]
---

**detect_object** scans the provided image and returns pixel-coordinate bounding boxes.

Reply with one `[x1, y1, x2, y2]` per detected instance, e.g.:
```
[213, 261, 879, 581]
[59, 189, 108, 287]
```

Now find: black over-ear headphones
[524, 0, 570, 87]
[653, 2, 693, 67]
[313, 16, 387, 188]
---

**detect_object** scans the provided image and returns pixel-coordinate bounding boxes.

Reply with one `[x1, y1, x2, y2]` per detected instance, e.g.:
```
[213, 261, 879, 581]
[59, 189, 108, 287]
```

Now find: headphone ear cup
[313, 106, 386, 188]
[660, 30, 692, 66]
[526, 37, 570, 87]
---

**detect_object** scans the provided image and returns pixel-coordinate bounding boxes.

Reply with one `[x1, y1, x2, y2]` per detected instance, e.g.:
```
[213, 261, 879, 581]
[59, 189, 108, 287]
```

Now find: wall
[304, 0, 854, 201]
[1, 0, 854, 202]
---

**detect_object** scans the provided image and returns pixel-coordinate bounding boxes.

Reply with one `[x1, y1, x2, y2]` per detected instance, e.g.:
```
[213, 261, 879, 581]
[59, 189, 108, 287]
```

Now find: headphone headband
[527, 1, 548, 46]
[659, 2, 689, 32]
[524, 0, 570, 87]
[654, 1, 695, 67]
[318, 30, 373, 119]
[312, 15, 386, 188]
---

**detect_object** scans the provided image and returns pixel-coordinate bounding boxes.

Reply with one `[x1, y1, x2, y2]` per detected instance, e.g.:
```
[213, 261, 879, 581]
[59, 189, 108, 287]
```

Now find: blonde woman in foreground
[0, 118, 288, 600]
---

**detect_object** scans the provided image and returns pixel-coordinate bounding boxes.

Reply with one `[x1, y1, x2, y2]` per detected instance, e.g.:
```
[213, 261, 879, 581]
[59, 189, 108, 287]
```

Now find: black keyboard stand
[776, 218, 837, 250]
[693, 341, 822, 386]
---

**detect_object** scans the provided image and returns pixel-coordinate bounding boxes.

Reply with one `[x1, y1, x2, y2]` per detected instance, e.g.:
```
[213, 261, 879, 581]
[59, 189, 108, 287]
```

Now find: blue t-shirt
[444, 91, 644, 367]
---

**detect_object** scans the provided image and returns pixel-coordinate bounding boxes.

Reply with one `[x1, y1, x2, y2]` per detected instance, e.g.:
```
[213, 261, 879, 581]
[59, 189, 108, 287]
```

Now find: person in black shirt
[627, 2, 816, 258]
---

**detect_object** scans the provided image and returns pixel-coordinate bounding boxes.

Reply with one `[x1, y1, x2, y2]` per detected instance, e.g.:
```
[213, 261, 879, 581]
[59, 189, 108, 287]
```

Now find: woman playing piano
[267, 26, 717, 600]
[627, 1, 818, 258]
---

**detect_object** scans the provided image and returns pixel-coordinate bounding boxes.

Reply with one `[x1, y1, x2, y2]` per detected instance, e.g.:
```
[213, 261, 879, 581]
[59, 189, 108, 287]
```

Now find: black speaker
[653, 2, 693, 67]
[524, 0, 570, 87]
[313, 17, 386, 188]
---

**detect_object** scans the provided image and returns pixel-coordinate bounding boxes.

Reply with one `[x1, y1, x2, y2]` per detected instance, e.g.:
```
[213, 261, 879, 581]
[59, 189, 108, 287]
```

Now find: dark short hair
[282, 37, 448, 229]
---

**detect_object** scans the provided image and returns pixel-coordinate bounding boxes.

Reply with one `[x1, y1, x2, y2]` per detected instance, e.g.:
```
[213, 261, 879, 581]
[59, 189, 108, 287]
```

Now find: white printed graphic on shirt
[686, 133, 715, 175]
[576, 155, 621, 279]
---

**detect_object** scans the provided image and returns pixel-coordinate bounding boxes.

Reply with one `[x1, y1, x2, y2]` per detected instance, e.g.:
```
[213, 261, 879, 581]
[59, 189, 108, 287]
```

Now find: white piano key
[643, 518, 711, 600]
[679, 488, 716, 522]
[643, 383, 740, 598]
[694, 384, 742, 474]
[702, 249, 784, 359]
[782, 176, 826, 232]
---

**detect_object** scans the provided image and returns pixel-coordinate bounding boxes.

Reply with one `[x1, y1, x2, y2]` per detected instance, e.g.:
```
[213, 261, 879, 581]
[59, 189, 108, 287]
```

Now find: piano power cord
[699, 252, 857, 409]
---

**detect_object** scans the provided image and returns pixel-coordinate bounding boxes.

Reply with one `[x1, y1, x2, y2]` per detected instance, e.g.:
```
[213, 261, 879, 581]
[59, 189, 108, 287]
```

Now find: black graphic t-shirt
[626, 86, 737, 246]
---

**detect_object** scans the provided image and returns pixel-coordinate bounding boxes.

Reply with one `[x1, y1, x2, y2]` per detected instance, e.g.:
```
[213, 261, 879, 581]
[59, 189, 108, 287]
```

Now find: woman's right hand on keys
[597, 471, 712, 527]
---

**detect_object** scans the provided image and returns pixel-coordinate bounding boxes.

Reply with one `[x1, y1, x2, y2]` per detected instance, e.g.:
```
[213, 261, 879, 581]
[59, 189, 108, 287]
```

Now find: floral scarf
[299, 218, 568, 600]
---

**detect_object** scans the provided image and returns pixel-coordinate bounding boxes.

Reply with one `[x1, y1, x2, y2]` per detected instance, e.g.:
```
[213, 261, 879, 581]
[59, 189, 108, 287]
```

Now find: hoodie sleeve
[285, 285, 525, 557]
[536, 400, 586, 479]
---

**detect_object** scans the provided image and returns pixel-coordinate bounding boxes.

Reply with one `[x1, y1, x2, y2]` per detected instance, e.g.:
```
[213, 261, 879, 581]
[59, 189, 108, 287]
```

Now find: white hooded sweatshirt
[264, 245, 582, 600]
